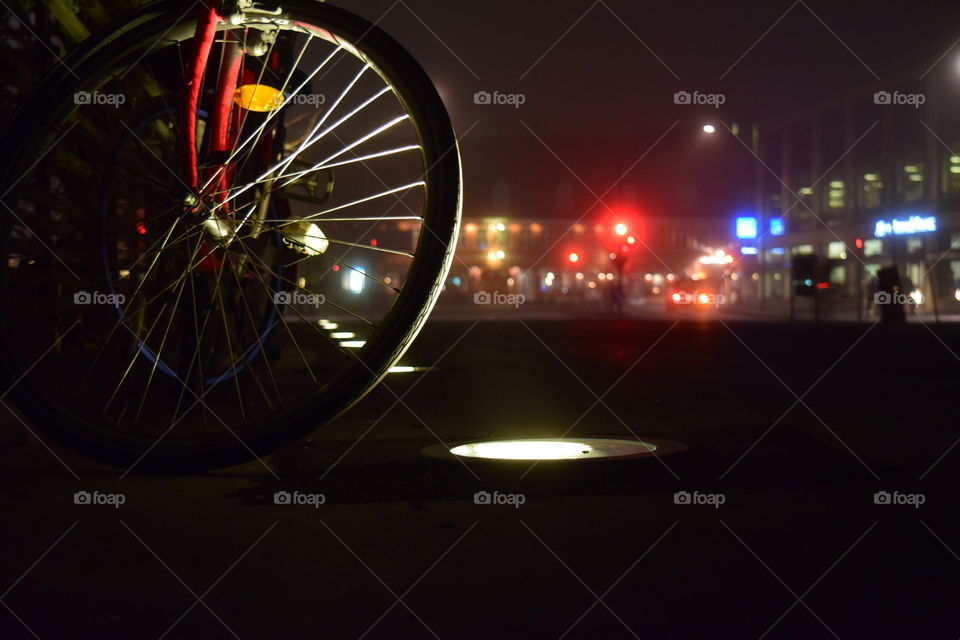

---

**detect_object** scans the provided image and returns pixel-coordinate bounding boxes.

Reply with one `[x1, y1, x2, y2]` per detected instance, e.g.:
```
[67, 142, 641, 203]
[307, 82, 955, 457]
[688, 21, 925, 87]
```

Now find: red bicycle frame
[178, 2, 221, 190]
[179, 1, 267, 202]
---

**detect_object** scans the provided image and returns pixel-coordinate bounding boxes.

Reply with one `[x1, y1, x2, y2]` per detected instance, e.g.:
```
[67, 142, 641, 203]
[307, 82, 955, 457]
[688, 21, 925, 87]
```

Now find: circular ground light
[422, 437, 686, 462]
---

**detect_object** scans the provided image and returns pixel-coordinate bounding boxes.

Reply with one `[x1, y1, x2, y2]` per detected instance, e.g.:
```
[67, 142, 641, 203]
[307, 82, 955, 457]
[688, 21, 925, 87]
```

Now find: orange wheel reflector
[233, 84, 285, 112]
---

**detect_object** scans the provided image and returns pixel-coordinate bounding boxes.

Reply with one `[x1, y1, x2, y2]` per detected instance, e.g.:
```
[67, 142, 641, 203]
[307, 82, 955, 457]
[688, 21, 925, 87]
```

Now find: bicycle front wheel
[0, 1, 461, 471]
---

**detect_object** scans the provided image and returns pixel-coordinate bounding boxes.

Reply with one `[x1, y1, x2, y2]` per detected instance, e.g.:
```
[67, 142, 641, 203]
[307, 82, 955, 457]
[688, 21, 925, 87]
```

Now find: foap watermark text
[274, 490, 326, 508]
[274, 291, 325, 307]
[874, 291, 918, 305]
[474, 291, 525, 308]
[674, 490, 725, 508]
[75, 291, 125, 308]
[874, 490, 924, 508]
[474, 490, 525, 508]
[474, 90, 526, 109]
[74, 490, 126, 508]
[74, 90, 126, 108]
[874, 91, 925, 108]
[674, 90, 725, 108]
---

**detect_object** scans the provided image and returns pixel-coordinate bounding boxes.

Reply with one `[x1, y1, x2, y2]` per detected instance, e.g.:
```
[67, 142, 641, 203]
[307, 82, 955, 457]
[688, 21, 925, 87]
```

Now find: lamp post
[703, 122, 765, 310]
[605, 221, 636, 314]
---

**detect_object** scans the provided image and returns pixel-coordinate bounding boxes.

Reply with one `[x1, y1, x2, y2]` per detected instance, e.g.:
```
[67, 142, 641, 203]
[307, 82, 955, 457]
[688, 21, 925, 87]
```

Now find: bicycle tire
[0, 0, 462, 472]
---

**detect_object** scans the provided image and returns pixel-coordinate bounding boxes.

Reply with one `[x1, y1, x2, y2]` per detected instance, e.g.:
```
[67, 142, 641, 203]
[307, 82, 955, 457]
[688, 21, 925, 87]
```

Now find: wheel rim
[0, 4, 461, 459]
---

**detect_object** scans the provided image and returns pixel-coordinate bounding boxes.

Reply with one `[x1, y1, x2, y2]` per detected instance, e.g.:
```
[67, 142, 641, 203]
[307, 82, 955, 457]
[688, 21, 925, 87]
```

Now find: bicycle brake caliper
[223, 0, 283, 25]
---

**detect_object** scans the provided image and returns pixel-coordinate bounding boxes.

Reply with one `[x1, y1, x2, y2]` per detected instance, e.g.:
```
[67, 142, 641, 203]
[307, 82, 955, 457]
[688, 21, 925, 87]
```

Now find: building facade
[747, 65, 960, 315]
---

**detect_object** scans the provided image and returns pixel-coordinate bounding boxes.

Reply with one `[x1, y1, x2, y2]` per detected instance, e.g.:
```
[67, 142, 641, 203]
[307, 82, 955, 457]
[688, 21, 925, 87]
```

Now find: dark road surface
[2, 318, 959, 638]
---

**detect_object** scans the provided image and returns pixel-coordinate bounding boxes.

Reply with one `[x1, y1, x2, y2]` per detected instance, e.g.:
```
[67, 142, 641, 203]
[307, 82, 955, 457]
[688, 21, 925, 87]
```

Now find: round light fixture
[433, 437, 674, 461]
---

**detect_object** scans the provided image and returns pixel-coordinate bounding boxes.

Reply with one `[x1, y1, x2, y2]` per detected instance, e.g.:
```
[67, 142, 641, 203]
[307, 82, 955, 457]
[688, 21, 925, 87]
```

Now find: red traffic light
[568, 252, 580, 263]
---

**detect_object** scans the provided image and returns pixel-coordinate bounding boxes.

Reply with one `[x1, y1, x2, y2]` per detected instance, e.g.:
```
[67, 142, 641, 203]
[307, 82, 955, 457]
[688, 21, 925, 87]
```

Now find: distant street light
[701, 120, 767, 309]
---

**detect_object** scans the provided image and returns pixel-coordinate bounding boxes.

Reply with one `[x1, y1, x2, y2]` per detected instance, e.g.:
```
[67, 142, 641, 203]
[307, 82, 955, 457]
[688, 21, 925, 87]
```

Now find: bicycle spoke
[103, 300, 174, 415]
[130, 235, 199, 427]
[270, 114, 410, 193]
[228, 237, 322, 383]
[171, 265, 212, 431]
[259, 216, 421, 223]
[210, 249, 249, 422]
[229, 231, 379, 328]
[206, 144, 421, 198]
[224, 250, 284, 409]
[200, 36, 338, 193]
[275, 234, 402, 293]
[210, 62, 374, 210]
[271, 181, 423, 228]
[85, 222, 207, 379]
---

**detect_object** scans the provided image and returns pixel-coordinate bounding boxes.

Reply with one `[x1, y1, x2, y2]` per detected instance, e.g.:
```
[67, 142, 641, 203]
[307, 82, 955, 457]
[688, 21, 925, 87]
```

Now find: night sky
[328, 0, 960, 220]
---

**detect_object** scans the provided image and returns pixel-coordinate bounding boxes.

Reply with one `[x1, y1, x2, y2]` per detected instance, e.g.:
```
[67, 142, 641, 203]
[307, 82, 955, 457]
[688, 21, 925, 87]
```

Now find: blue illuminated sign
[874, 215, 937, 238]
[740, 246, 759, 255]
[769, 217, 785, 236]
[736, 217, 758, 239]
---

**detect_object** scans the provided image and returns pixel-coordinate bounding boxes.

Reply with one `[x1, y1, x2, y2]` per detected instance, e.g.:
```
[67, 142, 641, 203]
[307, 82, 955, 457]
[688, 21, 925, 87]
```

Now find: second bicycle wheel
[0, 1, 461, 471]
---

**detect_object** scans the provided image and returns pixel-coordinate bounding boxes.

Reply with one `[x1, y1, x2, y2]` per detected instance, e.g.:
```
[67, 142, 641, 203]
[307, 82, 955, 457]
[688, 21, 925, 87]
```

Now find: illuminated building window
[767, 193, 783, 215]
[792, 244, 814, 255]
[829, 265, 846, 286]
[898, 158, 924, 203]
[826, 179, 846, 209]
[860, 172, 883, 210]
[827, 242, 847, 260]
[945, 153, 960, 196]
[863, 239, 883, 257]
[907, 237, 923, 253]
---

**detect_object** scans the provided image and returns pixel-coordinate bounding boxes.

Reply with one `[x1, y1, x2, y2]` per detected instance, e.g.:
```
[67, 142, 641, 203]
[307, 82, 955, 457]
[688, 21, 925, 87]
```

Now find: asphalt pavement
[1, 315, 959, 638]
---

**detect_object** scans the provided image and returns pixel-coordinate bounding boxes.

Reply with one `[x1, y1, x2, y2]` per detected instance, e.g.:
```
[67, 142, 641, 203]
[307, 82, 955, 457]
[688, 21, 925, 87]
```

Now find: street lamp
[701, 121, 766, 310]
